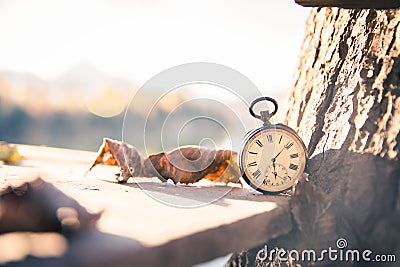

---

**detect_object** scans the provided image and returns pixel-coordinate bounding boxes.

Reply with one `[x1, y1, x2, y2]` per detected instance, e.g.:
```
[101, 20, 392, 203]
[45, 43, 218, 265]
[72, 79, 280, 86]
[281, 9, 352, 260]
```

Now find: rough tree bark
[228, 7, 399, 267]
[285, 7, 400, 263]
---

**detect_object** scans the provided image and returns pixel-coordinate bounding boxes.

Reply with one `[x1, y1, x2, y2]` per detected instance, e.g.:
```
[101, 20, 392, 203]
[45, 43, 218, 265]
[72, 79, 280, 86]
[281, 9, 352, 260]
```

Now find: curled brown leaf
[86, 138, 143, 183]
[142, 146, 241, 184]
[0, 177, 100, 234]
[87, 138, 241, 185]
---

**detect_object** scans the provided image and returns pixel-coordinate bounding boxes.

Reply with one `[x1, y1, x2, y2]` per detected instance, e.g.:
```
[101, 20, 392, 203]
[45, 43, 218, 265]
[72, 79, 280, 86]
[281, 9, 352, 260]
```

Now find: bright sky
[0, 0, 310, 93]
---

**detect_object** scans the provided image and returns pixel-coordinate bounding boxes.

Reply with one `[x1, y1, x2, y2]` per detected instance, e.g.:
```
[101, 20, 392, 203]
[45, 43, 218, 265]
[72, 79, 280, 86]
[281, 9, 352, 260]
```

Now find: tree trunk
[285, 6, 400, 261]
[228, 7, 400, 267]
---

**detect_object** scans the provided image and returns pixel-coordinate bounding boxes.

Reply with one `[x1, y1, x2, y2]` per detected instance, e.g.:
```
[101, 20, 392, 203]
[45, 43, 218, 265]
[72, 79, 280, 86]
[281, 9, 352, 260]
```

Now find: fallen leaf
[0, 142, 23, 164]
[86, 138, 143, 183]
[86, 138, 241, 185]
[143, 146, 241, 184]
[0, 177, 100, 234]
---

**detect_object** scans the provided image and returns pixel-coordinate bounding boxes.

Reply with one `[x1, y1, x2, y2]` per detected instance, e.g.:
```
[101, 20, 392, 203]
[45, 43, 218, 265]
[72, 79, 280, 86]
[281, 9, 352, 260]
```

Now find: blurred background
[0, 0, 310, 152]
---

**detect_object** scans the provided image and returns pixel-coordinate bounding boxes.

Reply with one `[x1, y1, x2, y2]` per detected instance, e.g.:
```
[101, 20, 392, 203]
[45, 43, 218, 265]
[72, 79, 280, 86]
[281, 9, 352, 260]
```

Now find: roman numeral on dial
[255, 140, 263, 147]
[247, 161, 257, 167]
[284, 142, 294, 150]
[289, 163, 298, 171]
[290, 153, 299, 159]
[252, 169, 261, 179]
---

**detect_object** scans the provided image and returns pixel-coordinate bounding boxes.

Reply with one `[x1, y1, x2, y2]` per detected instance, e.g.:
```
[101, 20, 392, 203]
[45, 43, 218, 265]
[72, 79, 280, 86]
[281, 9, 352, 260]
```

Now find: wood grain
[0, 145, 292, 267]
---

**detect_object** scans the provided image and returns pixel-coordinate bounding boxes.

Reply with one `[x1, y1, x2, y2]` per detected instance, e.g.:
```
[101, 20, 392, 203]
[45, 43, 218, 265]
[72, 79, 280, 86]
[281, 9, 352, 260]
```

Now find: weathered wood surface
[228, 7, 400, 267]
[0, 145, 291, 267]
[295, 0, 400, 9]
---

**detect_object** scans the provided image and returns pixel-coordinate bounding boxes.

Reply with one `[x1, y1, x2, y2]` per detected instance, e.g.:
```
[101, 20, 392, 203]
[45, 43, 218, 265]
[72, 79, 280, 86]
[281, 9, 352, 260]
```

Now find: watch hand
[272, 163, 278, 180]
[273, 147, 285, 160]
[271, 159, 277, 180]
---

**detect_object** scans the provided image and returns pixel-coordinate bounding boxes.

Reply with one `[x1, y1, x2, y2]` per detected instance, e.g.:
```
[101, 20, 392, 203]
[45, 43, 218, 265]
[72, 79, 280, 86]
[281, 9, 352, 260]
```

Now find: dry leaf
[0, 141, 23, 163]
[86, 138, 143, 183]
[143, 146, 241, 184]
[86, 138, 241, 185]
[0, 177, 100, 234]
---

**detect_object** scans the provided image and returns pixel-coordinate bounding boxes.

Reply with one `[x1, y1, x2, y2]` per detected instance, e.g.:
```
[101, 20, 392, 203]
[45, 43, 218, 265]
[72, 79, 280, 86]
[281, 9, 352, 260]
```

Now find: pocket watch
[239, 97, 308, 194]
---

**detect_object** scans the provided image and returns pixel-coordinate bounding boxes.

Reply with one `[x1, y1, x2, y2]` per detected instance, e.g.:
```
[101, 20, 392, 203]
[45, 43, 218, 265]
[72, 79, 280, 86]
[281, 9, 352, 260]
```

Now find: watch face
[239, 125, 307, 193]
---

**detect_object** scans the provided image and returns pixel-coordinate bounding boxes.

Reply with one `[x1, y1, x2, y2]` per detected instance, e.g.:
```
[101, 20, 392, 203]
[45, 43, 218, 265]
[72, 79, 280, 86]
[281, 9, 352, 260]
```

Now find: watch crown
[260, 111, 272, 126]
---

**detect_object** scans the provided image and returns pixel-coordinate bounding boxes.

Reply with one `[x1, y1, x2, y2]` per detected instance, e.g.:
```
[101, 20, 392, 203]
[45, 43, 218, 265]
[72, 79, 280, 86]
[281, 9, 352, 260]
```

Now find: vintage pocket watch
[239, 97, 308, 194]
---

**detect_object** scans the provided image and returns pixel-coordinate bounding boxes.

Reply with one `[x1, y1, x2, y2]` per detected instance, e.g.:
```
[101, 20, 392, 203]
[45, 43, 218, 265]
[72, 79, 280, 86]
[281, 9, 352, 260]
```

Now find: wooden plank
[0, 145, 292, 267]
[295, 0, 400, 9]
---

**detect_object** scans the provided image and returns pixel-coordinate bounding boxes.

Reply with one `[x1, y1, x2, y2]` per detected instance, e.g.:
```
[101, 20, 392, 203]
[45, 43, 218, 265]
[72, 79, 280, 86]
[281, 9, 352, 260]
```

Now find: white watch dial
[241, 127, 306, 193]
